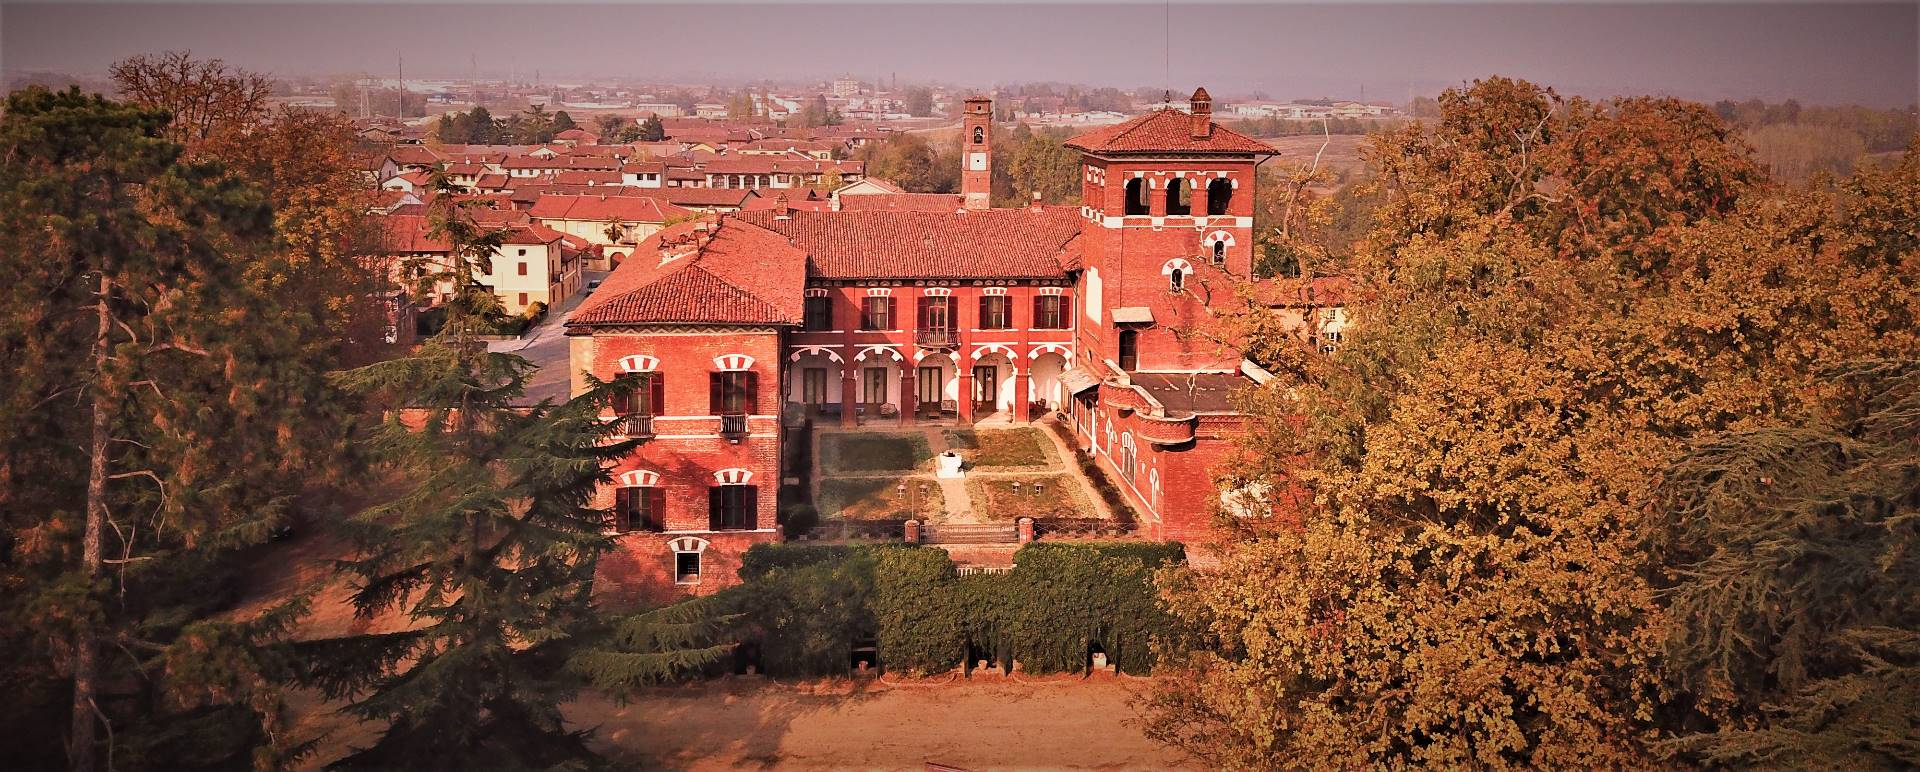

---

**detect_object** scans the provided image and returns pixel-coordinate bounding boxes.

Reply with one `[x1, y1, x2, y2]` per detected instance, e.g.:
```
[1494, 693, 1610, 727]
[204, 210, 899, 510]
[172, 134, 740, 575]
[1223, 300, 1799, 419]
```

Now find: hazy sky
[4, 2, 1916, 106]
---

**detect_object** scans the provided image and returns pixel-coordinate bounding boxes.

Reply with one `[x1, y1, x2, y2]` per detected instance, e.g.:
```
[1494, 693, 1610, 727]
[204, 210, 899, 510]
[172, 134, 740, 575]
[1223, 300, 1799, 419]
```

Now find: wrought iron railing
[915, 327, 957, 348]
[621, 414, 655, 438]
[720, 414, 749, 438]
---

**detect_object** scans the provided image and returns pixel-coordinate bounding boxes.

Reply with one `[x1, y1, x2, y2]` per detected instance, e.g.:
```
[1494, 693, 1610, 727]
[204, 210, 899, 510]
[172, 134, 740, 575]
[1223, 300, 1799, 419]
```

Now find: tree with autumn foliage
[1148, 77, 1919, 767]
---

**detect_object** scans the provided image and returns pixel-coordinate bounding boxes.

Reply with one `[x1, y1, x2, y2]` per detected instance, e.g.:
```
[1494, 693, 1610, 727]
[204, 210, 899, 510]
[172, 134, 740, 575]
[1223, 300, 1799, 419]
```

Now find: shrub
[726, 542, 1183, 677]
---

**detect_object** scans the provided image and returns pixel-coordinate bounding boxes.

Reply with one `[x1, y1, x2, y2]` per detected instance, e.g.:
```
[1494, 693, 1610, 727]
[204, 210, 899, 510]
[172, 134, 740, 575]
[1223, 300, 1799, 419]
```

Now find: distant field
[1263, 133, 1371, 184]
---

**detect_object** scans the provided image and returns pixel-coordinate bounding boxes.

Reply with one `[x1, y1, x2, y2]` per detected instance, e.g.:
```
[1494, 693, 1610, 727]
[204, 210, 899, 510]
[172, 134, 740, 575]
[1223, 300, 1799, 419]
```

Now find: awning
[1059, 365, 1101, 395]
[1111, 306, 1154, 324]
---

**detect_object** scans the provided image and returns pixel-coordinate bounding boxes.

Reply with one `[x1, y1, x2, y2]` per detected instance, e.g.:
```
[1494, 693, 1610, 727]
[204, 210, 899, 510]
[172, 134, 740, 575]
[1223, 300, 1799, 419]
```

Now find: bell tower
[961, 96, 992, 210]
[1064, 87, 1276, 372]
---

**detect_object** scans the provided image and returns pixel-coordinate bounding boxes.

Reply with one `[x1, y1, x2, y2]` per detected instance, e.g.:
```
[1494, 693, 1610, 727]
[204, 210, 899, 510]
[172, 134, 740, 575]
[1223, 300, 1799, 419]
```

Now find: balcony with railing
[915, 327, 958, 348]
[620, 414, 655, 439]
[720, 413, 749, 441]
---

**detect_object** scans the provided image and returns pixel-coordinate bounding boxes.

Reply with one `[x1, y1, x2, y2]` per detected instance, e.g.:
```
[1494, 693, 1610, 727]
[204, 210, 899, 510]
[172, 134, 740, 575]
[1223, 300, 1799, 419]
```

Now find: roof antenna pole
[1163, 0, 1172, 106]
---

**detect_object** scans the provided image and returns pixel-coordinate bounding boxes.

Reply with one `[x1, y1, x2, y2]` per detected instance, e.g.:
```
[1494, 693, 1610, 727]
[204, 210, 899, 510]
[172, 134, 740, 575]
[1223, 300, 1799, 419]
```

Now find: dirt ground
[288, 672, 1197, 771]
[575, 675, 1199, 771]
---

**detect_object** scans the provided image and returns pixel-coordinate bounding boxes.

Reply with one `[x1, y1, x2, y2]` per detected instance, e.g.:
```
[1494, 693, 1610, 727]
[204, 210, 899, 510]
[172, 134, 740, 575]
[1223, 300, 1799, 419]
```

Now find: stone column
[1014, 371, 1032, 423]
[957, 369, 975, 425]
[899, 371, 917, 426]
[840, 368, 858, 428]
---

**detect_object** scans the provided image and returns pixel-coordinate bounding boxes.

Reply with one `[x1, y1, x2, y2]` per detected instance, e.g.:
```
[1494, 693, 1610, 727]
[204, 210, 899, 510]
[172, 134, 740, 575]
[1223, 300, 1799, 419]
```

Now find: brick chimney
[773, 192, 791, 219]
[1189, 87, 1213, 139]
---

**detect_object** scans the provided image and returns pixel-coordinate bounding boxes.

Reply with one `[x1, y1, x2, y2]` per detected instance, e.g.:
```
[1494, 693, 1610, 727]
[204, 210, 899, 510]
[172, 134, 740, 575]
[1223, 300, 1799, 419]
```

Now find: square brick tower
[1065, 87, 1275, 373]
[961, 96, 993, 210]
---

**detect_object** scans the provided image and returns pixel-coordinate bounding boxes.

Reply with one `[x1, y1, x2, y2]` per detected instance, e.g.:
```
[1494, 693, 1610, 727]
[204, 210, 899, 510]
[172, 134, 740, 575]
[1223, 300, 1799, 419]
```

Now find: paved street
[489, 270, 607, 406]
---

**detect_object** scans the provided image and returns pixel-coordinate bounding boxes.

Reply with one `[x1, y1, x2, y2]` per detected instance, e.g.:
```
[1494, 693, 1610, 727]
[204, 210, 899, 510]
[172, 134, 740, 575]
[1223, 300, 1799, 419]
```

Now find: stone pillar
[1014, 371, 1032, 423]
[1017, 517, 1035, 543]
[840, 370, 858, 428]
[957, 369, 975, 425]
[1191, 178, 1209, 218]
[899, 372, 917, 426]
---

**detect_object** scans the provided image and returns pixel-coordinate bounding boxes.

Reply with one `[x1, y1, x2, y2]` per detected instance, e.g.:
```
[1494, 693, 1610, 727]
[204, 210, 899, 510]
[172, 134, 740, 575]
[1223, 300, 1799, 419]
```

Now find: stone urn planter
[936, 450, 965, 479]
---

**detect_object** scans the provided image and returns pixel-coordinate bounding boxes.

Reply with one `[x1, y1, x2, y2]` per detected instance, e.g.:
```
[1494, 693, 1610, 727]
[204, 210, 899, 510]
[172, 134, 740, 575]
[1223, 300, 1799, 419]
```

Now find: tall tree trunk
[70, 271, 110, 772]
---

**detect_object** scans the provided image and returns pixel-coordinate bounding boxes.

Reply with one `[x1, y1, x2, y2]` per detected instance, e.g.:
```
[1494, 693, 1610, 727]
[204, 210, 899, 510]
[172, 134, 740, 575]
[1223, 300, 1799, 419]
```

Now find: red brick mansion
[566, 90, 1280, 603]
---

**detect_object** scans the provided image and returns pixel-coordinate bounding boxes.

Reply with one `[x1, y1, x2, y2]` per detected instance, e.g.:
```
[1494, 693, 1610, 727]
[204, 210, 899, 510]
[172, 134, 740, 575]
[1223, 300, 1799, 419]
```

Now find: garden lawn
[817, 475, 945, 521]
[968, 474, 1095, 520]
[944, 428, 1054, 470]
[819, 432, 931, 473]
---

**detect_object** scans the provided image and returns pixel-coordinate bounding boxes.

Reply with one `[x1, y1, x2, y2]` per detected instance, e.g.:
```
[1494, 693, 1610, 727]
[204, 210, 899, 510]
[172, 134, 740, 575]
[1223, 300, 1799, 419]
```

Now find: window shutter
[650, 375, 666, 416]
[979, 296, 990, 328]
[916, 297, 929, 331]
[611, 388, 633, 416]
[709, 373, 722, 415]
[646, 487, 667, 531]
[886, 297, 897, 329]
[743, 486, 759, 529]
[708, 487, 722, 530]
[613, 488, 631, 532]
[744, 372, 760, 414]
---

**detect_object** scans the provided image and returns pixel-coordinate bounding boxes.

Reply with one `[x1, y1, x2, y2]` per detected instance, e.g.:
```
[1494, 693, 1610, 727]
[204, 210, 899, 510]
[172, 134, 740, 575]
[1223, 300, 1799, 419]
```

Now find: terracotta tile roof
[1064, 109, 1275, 155]
[732, 207, 1081, 279]
[834, 193, 963, 212]
[473, 173, 512, 190]
[568, 219, 807, 327]
[388, 145, 441, 166]
[701, 157, 862, 176]
[551, 170, 623, 185]
[501, 223, 566, 245]
[527, 193, 692, 222]
[555, 128, 599, 142]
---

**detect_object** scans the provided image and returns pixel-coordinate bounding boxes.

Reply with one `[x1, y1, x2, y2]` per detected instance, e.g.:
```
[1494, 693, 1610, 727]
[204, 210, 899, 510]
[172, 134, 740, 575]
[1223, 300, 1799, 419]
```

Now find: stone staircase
[922, 523, 1019, 545]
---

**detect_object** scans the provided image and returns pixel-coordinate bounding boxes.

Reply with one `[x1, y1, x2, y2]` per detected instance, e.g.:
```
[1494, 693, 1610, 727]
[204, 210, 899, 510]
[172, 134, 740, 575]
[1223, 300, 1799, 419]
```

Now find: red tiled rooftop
[1065, 109, 1274, 155]
[528, 193, 692, 222]
[732, 207, 1081, 279]
[834, 192, 963, 213]
[568, 219, 807, 327]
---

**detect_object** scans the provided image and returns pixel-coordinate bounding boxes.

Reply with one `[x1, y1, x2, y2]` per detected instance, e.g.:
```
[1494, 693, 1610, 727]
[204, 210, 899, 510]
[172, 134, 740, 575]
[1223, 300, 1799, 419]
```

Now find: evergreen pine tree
[305, 177, 641, 769]
[0, 86, 326, 770]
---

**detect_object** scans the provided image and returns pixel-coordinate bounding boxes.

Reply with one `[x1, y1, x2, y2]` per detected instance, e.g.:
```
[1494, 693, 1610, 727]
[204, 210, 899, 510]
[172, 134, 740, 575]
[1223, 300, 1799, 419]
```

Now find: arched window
[1165, 178, 1191, 216]
[1206, 178, 1233, 215]
[1169, 268, 1184, 292]
[1212, 240, 1226, 265]
[1119, 433, 1136, 480]
[972, 126, 985, 144]
[1123, 179, 1148, 216]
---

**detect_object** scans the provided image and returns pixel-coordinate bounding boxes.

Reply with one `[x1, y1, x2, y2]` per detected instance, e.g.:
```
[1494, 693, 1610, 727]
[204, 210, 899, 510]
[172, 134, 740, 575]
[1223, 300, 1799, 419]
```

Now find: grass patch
[967, 475, 1095, 521]
[819, 432, 931, 473]
[817, 476, 945, 521]
[943, 428, 1054, 470]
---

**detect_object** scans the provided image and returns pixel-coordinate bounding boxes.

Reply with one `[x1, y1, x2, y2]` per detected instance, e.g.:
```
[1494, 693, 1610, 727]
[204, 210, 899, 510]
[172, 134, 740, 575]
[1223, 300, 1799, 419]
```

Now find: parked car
[586, 277, 604, 293]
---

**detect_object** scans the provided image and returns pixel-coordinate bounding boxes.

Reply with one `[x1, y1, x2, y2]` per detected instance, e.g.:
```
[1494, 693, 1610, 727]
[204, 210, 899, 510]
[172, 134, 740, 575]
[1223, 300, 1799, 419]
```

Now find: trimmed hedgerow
[725, 541, 1184, 677]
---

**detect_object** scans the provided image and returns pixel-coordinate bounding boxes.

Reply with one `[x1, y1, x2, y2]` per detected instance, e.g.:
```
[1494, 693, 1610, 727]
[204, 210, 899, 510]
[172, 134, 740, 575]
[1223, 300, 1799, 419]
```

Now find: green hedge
[724, 541, 1184, 677]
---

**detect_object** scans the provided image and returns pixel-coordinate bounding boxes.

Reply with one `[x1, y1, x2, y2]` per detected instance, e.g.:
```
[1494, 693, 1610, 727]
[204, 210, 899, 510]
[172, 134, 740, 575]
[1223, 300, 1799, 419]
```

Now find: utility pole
[398, 54, 405, 117]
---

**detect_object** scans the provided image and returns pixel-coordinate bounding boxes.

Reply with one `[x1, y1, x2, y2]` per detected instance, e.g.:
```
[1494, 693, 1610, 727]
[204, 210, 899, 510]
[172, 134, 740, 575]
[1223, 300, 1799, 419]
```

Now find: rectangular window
[614, 487, 665, 532]
[674, 551, 701, 584]
[709, 371, 757, 415]
[802, 368, 828, 404]
[916, 296, 952, 331]
[863, 368, 887, 404]
[979, 296, 1011, 329]
[803, 296, 833, 331]
[1118, 329, 1139, 371]
[708, 485, 757, 530]
[517, 262, 528, 276]
[860, 296, 893, 330]
[517, 292, 529, 306]
[1033, 296, 1065, 329]
[612, 374, 664, 417]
